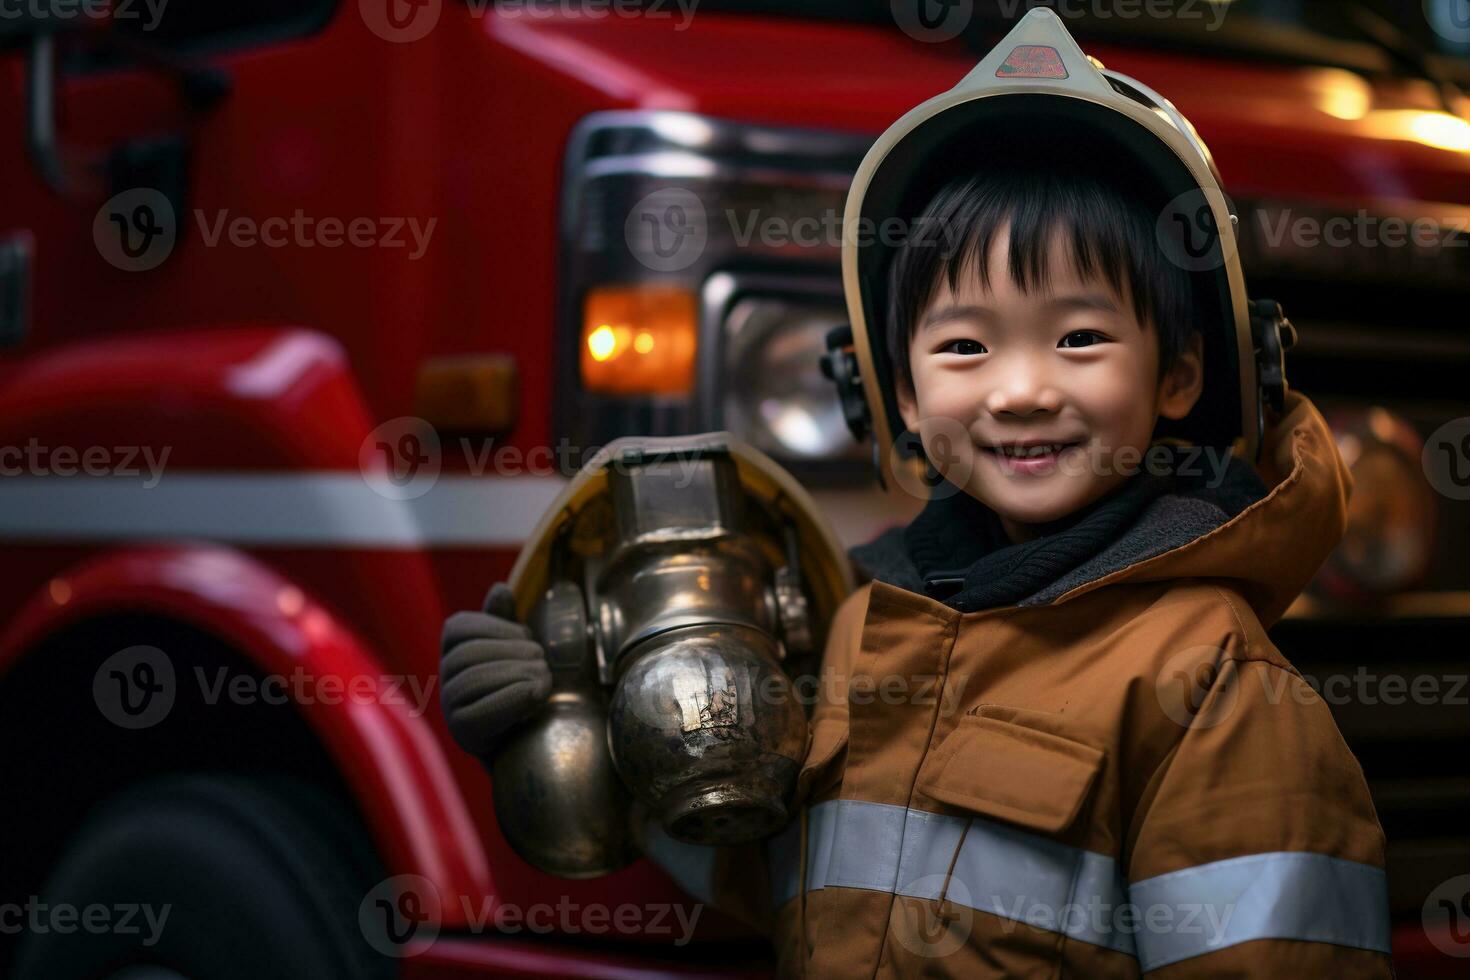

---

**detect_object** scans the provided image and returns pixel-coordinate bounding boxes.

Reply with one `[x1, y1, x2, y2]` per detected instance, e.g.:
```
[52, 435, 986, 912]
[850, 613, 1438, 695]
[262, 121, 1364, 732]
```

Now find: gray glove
[439, 582, 552, 757]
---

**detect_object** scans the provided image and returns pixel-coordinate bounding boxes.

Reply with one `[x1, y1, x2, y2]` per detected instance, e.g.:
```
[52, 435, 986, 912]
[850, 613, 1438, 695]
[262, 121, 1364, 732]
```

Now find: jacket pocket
[916, 708, 1104, 835]
[794, 719, 849, 805]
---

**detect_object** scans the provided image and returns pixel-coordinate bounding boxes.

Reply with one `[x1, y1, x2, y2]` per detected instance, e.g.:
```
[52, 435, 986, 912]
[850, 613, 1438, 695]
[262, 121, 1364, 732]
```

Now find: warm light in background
[1399, 111, 1470, 152]
[1305, 68, 1470, 152]
[1360, 110, 1470, 152]
[1309, 68, 1372, 121]
[587, 325, 618, 361]
[581, 285, 697, 395]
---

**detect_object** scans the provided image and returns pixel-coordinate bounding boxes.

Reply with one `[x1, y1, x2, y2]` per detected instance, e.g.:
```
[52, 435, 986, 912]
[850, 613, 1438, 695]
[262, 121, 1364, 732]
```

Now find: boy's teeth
[1000, 443, 1065, 458]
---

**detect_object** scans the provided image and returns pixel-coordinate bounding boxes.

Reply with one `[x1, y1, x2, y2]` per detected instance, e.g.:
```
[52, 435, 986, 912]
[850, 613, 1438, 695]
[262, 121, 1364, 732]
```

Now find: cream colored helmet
[824, 7, 1295, 492]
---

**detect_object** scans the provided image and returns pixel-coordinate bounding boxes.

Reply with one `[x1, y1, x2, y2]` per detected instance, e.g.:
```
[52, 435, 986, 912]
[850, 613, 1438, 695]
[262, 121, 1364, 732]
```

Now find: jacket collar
[850, 390, 1346, 627]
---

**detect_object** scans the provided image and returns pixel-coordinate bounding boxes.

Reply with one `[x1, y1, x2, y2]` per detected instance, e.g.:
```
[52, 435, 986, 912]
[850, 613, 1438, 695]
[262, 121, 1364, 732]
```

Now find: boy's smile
[897, 222, 1204, 544]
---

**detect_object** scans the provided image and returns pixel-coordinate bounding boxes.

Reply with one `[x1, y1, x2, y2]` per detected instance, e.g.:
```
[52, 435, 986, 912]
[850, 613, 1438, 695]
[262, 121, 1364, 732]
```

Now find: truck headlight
[705, 273, 858, 462]
[556, 111, 870, 471]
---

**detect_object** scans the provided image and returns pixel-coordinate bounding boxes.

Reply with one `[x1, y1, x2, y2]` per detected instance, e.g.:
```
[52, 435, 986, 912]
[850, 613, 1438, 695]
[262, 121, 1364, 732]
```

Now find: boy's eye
[940, 339, 987, 356]
[1059, 330, 1107, 349]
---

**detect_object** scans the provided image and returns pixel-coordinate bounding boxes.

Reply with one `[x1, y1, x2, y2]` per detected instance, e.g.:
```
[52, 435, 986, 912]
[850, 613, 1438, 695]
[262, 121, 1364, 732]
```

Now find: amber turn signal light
[580, 285, 696, 396]
[414, 353, 519, 433]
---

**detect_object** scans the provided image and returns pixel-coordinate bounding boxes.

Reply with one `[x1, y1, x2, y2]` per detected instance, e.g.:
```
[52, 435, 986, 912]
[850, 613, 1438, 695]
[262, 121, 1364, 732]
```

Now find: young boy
[441, 10, 1392, 978]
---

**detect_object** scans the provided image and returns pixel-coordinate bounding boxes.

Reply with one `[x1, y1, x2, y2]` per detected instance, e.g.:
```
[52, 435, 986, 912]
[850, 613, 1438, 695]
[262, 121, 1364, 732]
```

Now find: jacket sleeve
[1125, 639, 1395, 978]
[638, 584, 871, 938]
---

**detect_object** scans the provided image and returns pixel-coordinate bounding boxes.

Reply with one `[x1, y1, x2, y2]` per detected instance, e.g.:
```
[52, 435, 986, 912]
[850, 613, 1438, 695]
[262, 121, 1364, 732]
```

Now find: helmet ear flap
[820, 324, 891, 489]
[1249, 298, 1298, 458]
[820, 324, 871, 443]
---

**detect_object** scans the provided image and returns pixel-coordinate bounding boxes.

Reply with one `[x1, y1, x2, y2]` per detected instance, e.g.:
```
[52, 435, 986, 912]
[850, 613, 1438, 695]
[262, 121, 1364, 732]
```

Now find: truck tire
[13, 772, 392, 980]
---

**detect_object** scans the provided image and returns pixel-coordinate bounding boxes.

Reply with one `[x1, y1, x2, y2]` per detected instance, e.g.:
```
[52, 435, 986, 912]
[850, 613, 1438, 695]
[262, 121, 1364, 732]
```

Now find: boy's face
[896, 223, 1204, 543]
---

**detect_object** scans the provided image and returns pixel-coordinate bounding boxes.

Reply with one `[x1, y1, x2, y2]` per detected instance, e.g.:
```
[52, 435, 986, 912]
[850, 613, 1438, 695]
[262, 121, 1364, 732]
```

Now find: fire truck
[0, 2, 1467, 976]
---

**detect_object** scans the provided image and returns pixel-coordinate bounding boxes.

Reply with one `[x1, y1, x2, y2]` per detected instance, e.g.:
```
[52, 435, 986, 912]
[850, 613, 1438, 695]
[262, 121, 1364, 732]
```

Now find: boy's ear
[896, 375, 920, 434]
[1157, 331, 1205, 421]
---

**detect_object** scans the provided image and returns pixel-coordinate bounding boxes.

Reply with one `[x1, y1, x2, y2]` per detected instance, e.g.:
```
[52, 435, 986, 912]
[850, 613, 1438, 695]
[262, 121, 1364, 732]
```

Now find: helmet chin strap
[1249, 298, 1298, 461]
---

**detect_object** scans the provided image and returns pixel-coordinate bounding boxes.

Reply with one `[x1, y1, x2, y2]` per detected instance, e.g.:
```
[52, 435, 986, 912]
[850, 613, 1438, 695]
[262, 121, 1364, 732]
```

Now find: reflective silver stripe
[1128, 851, 1392, 971]
[769, 801, 1390, 964]
[642, 819, 717, 906]
[768, 799, 1134, 955]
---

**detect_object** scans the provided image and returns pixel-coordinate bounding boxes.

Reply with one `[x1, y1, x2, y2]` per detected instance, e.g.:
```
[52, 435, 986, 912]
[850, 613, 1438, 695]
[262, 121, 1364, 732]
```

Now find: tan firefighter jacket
[644, 389, 1393, 978]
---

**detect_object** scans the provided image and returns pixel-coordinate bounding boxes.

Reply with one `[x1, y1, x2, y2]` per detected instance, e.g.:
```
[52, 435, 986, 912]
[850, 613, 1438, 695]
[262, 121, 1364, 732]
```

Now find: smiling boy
[891, 167, 1209, 547]
[644, 12, 1393, 977]
[440, 10, 1394, 978]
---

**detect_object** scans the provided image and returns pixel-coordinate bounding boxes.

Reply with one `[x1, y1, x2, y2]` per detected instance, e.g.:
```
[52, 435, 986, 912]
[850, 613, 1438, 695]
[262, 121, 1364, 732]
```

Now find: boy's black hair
[887, 166, 1196, 396]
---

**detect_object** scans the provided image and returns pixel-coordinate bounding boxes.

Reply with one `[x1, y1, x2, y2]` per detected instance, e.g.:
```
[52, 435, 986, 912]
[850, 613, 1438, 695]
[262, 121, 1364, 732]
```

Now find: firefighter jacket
[643, 388, 1393, 978]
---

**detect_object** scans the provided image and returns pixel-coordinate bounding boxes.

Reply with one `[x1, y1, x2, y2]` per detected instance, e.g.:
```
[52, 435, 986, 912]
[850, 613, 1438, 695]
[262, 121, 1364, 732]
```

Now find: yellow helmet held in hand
[822, 7, 1296, 492]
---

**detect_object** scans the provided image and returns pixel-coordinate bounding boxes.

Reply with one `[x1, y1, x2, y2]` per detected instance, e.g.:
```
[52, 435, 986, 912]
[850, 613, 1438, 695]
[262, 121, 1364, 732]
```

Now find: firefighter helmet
[824, 7, 1296, 493]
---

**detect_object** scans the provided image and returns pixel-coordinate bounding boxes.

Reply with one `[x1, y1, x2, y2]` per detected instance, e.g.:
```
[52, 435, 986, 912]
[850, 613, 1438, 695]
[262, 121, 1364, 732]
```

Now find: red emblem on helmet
[996, 45, 1068, 79]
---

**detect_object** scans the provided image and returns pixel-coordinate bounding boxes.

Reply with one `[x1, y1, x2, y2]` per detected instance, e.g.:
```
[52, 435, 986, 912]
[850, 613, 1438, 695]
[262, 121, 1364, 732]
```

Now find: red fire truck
[0, 2, 1467, 976]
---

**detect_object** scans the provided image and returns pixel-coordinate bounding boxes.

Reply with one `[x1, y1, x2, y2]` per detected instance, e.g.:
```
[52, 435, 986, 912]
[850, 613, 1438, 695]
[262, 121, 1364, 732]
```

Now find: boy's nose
[984, 369, 1064, 418]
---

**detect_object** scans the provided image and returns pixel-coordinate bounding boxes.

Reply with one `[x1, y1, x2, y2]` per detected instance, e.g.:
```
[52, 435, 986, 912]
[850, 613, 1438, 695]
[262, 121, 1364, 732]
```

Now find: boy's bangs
[944, 173, 1147, 326]
[889, 168, 1194, 391]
